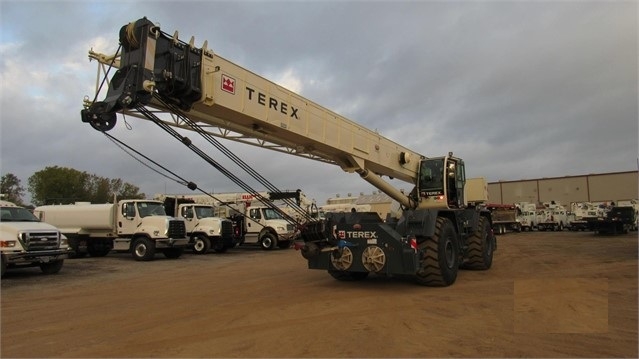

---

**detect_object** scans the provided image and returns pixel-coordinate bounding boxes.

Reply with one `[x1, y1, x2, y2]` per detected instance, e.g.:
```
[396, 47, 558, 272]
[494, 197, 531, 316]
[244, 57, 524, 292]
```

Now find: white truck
[158, 192, 300, 250]
[1, 200, 70, 277]
[569, 202, 605, 231]
[34, 200, 188, 261]
[218, 201, 297, 250]
[516, 202, 538, 231]
[160, 196, 235, 254]
[536, 201, 568, 231]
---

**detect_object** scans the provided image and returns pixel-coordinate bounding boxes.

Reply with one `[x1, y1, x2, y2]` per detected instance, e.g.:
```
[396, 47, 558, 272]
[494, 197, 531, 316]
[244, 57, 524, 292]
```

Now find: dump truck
[81, 17, 495, 286]
[34, 200, 188, 261]
[160, 195, 235, 254]
[1, 199, 71, 276]
[487, 204, 521, 234]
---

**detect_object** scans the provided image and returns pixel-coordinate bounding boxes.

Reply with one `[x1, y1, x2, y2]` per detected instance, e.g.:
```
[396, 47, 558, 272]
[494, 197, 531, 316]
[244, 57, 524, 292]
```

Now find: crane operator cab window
[418, 157, 466, 208]
[418, 158, 445, 198]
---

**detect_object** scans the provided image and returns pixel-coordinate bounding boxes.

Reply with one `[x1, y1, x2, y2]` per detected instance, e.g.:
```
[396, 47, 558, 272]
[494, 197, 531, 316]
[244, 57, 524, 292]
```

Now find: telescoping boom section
[83, 17, 495, 287]
[82, 17, 470, 210]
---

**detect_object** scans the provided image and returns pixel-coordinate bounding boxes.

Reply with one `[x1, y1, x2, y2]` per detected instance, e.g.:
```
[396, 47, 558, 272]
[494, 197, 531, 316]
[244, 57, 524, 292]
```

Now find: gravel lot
[1, 231, 637, 358]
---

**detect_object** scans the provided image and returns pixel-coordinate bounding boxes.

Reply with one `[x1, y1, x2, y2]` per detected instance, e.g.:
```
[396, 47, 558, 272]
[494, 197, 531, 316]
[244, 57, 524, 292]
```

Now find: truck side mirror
[122, 203, 136, 219]
[181, 207, 193, 220]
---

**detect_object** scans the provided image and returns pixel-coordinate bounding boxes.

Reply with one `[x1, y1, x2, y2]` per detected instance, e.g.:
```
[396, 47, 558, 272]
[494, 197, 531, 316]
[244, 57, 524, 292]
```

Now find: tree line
[1, 166, 145, 207]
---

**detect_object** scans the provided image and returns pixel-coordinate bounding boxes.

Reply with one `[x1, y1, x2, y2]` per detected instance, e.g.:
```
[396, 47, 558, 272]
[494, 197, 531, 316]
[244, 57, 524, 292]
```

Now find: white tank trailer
[35, 200, 188, 261]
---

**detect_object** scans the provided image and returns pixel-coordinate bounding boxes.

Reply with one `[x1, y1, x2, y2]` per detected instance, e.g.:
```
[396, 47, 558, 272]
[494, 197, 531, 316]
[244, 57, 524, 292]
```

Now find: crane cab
[416, 154, 465, 209]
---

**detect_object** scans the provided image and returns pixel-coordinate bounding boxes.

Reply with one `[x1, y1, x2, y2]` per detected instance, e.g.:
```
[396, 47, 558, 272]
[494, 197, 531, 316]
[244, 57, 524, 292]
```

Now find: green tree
[27, 166, 145, 206]
[118, 182, 145, 199]
[1, 173, 25, 205]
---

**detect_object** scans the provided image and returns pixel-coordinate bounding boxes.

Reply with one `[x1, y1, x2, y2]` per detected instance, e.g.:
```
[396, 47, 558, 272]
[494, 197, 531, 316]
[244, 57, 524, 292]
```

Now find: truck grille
[287, 224, 295, 231]
[167, 220, 186, 239]
[221, 220, 233, 239]
[21, 231, 60, 251]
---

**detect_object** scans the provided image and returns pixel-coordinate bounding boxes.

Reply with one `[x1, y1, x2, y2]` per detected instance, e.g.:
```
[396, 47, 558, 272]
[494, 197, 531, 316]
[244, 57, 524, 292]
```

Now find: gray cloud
[1, 0, 636, 206]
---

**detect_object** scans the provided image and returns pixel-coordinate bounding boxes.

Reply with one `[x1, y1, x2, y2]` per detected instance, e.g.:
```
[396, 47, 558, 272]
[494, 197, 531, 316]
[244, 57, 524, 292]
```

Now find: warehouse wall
[488, 171, 638, 205]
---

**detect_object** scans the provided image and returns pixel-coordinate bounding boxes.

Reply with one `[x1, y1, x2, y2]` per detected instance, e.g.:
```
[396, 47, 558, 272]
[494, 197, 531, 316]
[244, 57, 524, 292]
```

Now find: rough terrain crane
[82, 17, 495, 286]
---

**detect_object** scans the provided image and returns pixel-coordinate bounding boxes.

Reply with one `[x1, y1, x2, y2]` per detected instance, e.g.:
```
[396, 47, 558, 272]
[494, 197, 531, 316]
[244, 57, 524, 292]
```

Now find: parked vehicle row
[487, 200, 639, 235]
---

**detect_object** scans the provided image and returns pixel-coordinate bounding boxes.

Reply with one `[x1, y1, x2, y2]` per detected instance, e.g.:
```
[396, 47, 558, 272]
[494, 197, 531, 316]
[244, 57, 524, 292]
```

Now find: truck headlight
[0, 240, 17, 248]
[277, 226, 285, 232]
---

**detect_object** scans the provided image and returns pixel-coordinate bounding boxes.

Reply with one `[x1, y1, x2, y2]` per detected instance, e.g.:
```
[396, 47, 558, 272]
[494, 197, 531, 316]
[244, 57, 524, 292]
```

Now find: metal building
[487, 171, 638, 205]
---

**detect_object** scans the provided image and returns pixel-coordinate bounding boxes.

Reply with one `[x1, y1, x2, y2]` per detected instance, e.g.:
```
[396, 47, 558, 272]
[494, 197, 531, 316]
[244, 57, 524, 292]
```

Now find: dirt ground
[1, 230, 637, 358]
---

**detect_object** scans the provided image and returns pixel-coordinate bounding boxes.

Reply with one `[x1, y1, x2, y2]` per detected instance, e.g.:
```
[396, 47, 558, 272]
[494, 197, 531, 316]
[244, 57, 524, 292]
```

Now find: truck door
[118, 202, 139, 235]
[445, 158, 465, 208]
[243, 208, 264, 243]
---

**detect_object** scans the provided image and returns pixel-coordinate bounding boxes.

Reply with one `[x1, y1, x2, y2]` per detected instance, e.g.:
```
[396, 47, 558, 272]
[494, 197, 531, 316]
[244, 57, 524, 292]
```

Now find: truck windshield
[262, 208, 285, 220]
[0, 207, 40, 222]
[419, 158, 445, 194]
[194, 206, 215, 218]
[137, 202, 166, 218]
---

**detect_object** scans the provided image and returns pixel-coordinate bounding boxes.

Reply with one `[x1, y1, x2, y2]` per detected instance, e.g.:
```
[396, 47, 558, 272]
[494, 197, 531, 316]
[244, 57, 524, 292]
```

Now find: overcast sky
[1, 0, 637, 206]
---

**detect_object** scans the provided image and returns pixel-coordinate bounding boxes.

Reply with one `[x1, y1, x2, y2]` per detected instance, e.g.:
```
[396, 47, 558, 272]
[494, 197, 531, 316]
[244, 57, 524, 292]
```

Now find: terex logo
[345, 231, 378, 239]
[246, 86, 299, 119]
[221, 74, 235, 94]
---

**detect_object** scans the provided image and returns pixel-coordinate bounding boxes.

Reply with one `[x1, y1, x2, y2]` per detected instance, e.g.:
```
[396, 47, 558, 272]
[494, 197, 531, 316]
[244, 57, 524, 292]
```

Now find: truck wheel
[1, 255, 7, 277]
[163, 248, 183, 259]
[213, 241, 228, 253]
[40, 260, 64, 275]
[415, 217, 459, 287]
[461, 216, 494, 270]
[87, 243, 111, 257]
[328, 270, 369, 281]
[192, 235, 211, 254]
[260, 233, 277, 250]
[132, 238, 155, 261]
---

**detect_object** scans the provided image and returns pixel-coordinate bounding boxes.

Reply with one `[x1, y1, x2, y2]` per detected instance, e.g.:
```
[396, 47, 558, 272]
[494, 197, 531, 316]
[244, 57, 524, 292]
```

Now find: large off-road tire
[192, 235, 211, 254]
[461, 216, 494, 270]
[40, 260, 64, 275]
[260, 233, 277, 250]
[415, 217, 459, 287]
[132, 238, 155, 261]
[328, 270, 369, 281]
[163, 248, 183, 259]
